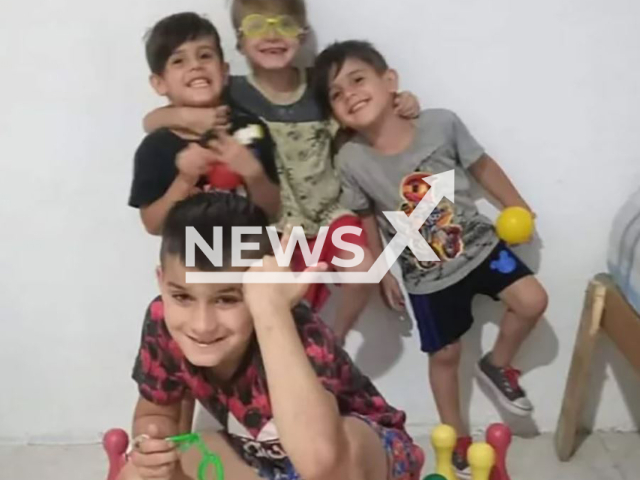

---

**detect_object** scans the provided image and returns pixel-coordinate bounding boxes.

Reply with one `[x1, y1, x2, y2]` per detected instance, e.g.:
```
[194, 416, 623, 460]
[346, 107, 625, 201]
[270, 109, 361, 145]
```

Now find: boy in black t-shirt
[128, 12, 280, 235]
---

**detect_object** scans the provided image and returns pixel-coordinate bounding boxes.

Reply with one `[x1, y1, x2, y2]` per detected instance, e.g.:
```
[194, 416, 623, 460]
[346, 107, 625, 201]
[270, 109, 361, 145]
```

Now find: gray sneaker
[476, 353, 533, 416]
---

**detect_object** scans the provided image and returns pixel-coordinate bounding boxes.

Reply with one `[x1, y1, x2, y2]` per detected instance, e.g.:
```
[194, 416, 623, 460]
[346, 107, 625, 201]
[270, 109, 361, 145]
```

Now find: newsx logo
[185, 171, 455, 284]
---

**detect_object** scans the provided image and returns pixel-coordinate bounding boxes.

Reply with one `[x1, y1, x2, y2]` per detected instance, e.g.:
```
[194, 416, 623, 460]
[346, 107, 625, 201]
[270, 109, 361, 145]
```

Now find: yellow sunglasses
[238, 14, 306, 38]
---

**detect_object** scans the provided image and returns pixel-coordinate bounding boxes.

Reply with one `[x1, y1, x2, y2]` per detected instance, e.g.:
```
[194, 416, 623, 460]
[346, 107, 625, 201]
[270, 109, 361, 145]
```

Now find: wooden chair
[555, 273, 640, 461]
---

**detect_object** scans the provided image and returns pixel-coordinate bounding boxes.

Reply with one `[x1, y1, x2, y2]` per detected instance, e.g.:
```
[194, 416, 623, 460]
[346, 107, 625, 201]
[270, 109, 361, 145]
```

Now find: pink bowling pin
[486, 423, 511, 480]
[103, 428, 129, 480]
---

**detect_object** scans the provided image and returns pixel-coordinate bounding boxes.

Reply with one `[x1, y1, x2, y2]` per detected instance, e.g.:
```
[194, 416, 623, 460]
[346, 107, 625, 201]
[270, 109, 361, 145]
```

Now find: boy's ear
[150, 74, 168, 96]
[155, 265, 164, 290]
[384, 69, 400, 93]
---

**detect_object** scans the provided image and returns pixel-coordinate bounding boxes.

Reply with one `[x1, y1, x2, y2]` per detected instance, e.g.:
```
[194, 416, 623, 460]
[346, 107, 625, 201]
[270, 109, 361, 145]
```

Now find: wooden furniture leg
[555, 277, 606, 461]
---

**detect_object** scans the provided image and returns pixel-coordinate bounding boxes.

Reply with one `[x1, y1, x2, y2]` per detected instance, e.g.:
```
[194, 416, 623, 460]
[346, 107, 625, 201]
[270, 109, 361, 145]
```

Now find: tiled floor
[1, 432, 638, 480]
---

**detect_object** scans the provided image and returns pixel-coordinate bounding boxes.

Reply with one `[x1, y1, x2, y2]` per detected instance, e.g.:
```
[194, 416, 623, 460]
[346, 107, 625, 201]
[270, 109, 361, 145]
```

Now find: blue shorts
[259, 415, 424, 480]
[409, 242, 533, 354]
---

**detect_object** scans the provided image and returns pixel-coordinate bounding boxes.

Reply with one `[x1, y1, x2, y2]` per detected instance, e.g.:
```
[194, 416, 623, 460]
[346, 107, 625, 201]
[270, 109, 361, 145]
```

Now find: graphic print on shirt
[226, 413, 293, 476]
[399, 172, 464, 269]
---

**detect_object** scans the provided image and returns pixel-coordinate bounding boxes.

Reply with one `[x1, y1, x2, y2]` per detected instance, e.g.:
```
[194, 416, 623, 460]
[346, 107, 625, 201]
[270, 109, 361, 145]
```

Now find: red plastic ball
[208, 163, 243, 190]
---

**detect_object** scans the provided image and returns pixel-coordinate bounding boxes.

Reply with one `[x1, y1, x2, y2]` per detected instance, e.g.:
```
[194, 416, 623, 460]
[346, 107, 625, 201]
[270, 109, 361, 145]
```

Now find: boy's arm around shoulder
[143, 105, 230, 136]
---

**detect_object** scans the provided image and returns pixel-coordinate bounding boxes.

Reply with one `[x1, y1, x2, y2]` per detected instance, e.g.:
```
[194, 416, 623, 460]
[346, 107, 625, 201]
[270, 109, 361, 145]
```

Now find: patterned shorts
[260, 415, 424, 480]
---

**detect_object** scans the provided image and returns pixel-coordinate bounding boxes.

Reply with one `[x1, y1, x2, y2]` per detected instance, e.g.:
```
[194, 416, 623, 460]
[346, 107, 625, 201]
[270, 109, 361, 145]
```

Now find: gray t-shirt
[338, 109, 499, 294]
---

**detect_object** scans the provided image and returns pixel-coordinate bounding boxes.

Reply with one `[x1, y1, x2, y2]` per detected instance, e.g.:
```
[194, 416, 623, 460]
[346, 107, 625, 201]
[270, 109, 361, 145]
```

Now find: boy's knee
[520, 284, 548, 321]
[430, 342, 462, 369]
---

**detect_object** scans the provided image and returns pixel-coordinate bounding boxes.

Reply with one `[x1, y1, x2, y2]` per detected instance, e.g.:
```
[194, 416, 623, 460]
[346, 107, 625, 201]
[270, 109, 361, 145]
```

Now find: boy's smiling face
[157, 254, 254, 376]
[238, 13, 304, 71]
[151, 36, 229, 108]
[328, 58, 398, 131]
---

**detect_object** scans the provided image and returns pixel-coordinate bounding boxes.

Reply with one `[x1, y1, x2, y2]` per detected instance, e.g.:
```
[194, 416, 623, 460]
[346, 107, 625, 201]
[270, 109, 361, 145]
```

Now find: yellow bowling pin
[431, 425, 458, 480]
[468, 442, 496, 480]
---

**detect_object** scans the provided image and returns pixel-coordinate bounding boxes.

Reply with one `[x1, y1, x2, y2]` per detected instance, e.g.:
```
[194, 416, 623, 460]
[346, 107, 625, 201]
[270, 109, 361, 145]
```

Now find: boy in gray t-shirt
[315, 40, 548, 478]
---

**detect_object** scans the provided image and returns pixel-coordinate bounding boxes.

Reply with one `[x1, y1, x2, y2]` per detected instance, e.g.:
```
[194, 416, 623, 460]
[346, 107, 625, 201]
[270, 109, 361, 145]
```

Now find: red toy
[486, 423, 512, 480]
[208, 163, 243, 191]
[103, 428, 129, 480]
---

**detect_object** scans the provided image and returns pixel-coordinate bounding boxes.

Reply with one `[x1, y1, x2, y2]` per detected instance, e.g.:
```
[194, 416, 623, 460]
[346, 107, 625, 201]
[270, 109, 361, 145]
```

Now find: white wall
[1, 0, 639, 444]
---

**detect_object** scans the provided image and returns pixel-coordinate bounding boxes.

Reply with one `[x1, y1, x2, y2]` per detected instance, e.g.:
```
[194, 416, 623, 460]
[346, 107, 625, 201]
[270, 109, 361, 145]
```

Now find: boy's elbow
[145, 224, 162, 236]
[142, 113, 153, 134]
[140, 210, 162, 236]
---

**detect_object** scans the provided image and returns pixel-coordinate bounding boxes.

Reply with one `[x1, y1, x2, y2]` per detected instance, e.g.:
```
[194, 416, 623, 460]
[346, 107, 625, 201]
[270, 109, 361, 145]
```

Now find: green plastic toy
[167, 433, 225, 480]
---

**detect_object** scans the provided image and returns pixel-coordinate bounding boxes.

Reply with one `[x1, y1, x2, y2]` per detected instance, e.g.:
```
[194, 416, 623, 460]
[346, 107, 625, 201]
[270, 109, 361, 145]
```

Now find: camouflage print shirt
[228, 71, 352, 236]
[133, 298, 411, 479]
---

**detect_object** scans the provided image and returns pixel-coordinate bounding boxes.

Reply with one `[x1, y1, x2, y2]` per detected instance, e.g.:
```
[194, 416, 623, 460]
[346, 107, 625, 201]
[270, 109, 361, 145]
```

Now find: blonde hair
[231, 0, 308, 30]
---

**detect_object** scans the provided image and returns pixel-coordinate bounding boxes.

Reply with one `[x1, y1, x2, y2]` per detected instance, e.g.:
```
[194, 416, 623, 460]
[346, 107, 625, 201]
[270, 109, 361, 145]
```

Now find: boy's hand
[206, 130, 264, 181]
[183, 106, 230, 135]
[243, 227, 328, 312]
[394, 91, 421, 119]
[380, 273, 406, 312]
[130, 424, 180, 480]
[175, 143, 218, 184]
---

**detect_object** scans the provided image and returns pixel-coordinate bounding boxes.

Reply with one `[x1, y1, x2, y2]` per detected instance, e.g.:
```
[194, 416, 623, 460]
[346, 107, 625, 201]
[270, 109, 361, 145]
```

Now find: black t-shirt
[128, 110, 278, 208]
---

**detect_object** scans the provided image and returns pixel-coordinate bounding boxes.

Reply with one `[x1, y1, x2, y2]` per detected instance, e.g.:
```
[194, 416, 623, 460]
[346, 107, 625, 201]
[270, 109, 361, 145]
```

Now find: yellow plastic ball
[496, 207, 534, 244]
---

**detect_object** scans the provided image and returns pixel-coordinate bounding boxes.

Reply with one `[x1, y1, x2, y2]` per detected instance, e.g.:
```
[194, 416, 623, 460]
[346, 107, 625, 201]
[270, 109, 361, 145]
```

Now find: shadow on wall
[320, 284, 413, 380]
[351, 290, 414, 379]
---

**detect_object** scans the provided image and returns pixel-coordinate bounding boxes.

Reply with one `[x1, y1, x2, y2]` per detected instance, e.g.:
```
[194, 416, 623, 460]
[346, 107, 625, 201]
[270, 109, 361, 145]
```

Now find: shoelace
[503, 366, 523, 393]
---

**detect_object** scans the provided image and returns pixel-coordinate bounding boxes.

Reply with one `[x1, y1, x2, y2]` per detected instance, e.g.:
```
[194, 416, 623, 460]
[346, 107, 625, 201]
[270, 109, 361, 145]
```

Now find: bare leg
[428, 341, 467, 436]
[333, 249, 376, 342]
[491, 276, 547, 367]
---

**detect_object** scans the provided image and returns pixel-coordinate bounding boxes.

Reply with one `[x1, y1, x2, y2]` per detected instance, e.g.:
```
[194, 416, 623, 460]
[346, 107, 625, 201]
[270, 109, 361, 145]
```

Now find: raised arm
[244, 248, 347, 480]
[252, 302, 345, 479]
